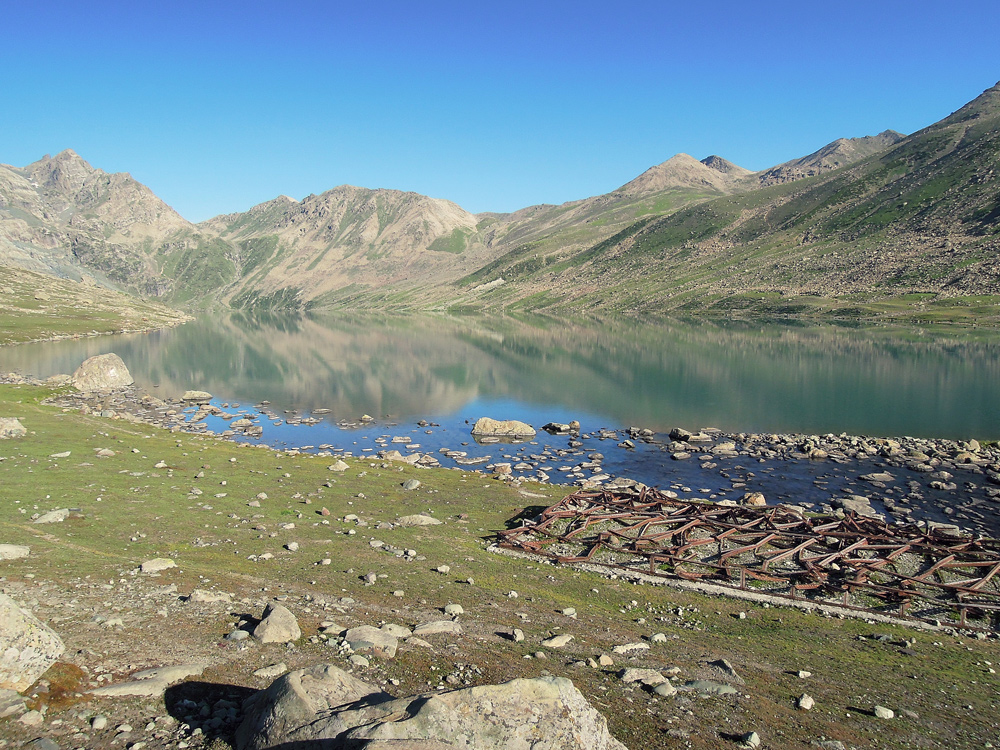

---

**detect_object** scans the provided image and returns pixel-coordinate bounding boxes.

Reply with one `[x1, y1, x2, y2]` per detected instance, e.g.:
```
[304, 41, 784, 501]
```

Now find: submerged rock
[471, 417, 536, 439]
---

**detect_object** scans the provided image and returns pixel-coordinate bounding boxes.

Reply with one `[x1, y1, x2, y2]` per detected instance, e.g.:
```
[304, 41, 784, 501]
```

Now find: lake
[3, 311, 998, 441]
[5, 312, 1000, 529]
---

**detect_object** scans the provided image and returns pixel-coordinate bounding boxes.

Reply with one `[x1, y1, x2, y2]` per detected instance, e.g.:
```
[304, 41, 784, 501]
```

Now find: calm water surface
[3, 312, 999, 440]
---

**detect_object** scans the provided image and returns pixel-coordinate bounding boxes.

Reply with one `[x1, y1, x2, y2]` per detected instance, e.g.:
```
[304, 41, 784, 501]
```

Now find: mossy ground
[0, 383, 997, 748]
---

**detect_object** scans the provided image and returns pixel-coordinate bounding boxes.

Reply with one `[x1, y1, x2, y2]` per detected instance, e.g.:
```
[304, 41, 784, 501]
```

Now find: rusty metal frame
[497, 488, 1000, 629]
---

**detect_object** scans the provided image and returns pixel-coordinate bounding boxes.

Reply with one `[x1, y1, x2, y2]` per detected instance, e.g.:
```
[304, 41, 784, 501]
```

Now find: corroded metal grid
[497, 488, 1000, 629]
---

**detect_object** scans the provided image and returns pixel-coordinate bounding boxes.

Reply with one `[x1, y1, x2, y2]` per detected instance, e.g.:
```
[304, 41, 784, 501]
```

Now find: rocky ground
[0, 375, 998, 749]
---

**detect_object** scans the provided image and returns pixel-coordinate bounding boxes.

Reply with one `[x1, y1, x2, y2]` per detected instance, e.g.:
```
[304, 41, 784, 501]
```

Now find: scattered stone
[742, 731, 762, 748]
[253, 603, 301, 643]
[0, 593, 64, 691]
[874, 705, 894, 719]
[140, 558, 177, 573]
[512, 628, 525, 642]
[654, 681, 677, 697]
[798, 693, 815, 710]
[741, 492, 766, 507]
[329, 460, 350, 472]
[401, 479, 421, 491]
[0, 545, 30, 560]
[685, 680, 737, 696]
[0, 687, 26, 718]
[33, 508, 70, 524]
[91, 714, 109, 730]
[71, 353, 134, 391]
[620, 668, 666, 686]
[541, 634, 575, 648]
[612, 642, 649, 654]
[186, 589, 232, 604]
[436, 565, 451, 574]
[443, 604, 464, 616]
[344, 626, 398, 658]
[412, 620, 463, 637]
[181, 390, 213, 402]
[396, 514, 442, 527]
[18, 709, 44, 726]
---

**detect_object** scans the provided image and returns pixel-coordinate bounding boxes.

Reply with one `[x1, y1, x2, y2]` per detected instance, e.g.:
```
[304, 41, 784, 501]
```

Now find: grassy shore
[0, 381, 997, 749]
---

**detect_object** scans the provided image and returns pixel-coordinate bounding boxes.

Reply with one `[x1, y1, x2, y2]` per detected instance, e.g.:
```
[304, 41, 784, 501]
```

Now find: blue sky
[3, 1, 999, 222]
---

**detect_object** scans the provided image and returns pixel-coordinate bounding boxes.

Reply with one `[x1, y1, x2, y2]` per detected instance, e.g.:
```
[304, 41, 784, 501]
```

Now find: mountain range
[1, 81, 998, 320]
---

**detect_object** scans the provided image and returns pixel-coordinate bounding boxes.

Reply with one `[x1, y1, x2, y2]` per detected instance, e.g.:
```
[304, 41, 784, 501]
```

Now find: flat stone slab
[396, 514, 443, 527]
[411, 620, 463, 637]
[89, 662, 208, 697]
[0, 545, 29, 561]
[685, 679, 738, 696]
[140, 558, 177, 573]
[33, 509, 69, 525]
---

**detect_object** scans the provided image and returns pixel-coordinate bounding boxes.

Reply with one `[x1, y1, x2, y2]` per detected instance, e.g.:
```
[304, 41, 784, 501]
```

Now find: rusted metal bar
[497, 487, 1000, 630]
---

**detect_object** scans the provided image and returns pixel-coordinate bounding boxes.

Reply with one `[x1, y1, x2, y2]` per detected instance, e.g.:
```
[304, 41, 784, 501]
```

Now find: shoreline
[7, 371, 999, 540]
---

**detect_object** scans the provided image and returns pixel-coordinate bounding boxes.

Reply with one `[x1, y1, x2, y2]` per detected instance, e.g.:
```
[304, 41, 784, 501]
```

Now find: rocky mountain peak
[700, 155, 751, 176]
[25, 149, 97, 195]
[940, 81, 1000, 125]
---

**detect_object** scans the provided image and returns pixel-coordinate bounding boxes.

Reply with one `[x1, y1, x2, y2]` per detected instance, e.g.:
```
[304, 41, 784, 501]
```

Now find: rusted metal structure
[497, 488, 1000, 629]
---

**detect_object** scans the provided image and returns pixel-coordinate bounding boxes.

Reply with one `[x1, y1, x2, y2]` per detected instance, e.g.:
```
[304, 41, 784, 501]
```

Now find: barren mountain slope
[0, 150, 193, 294]
[440, 82, 1000, 319]
[199, 185, 498, 308]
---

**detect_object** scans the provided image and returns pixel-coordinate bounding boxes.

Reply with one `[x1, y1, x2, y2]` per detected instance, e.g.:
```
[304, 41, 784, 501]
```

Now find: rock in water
[253, 603, 301, 643]
[235, 664, 627, 750]
[0, 418, 26, 440]
[471, 417, 536, 439]
[71, 353, 134, 392]
[0, 593, 64, 691]
[182, 390, 213, 402]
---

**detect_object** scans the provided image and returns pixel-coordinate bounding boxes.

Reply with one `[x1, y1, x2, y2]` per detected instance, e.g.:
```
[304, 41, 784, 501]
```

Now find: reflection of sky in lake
[3, 312, 1000, 440]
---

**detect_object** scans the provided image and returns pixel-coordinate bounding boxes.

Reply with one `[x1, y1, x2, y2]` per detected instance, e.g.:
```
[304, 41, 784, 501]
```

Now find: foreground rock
[236, 664, 627, 750]
[471, 417, 536, 439]
[0, 593, 64, 691]
[71, 353, 134, 392]
[0, 418, 26, 439]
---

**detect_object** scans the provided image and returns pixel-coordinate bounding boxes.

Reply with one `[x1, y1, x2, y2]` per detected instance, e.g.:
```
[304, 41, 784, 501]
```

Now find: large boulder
[235, 664, 627, 750]
[0, 593, 64, 692]
[253, 603, 301, 643]
[71, 353, 134, 392]
[0, 419, 26, 440]
[471, 417, 536, 439]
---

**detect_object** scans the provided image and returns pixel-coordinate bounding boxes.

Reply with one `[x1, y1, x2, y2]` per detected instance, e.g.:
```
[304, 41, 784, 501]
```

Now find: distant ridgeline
[1, 81, 998, 320]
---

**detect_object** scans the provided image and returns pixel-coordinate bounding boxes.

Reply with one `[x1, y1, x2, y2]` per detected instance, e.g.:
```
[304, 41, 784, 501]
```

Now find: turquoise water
[3, 312, 999, 440]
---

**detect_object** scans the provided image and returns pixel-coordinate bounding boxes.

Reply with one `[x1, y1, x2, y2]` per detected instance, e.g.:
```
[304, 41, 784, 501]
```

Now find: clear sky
[3, 1, 999, 222]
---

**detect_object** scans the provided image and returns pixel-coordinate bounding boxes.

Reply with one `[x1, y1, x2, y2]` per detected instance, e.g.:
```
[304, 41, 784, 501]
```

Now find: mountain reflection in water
[2, 312, 999, 440]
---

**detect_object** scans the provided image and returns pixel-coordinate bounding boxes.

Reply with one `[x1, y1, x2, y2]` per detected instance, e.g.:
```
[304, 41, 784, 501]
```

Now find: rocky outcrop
[71, 353, 134, 392]
[0, 418, 26, 439]
[0, 593, 64, 692]
[471, 417, 536, 439]
[235, 664, 627, 750]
